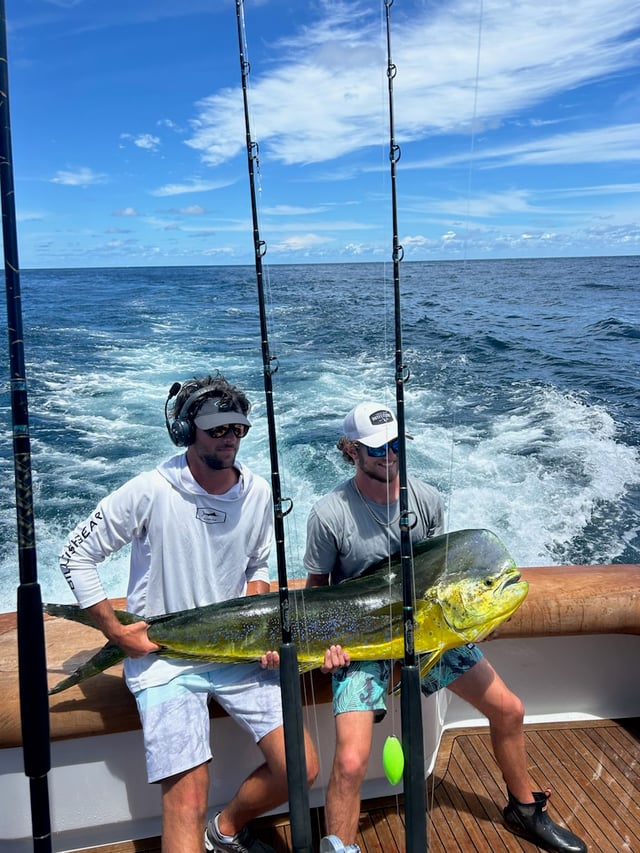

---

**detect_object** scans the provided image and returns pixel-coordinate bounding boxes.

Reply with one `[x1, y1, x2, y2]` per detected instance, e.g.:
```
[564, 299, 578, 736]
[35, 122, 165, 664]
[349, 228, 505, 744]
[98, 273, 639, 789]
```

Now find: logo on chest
[196, 507, 227, 524]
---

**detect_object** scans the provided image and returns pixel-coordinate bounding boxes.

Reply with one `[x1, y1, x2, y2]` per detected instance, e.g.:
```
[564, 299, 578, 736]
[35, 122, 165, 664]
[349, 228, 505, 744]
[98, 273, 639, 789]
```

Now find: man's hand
[117, 621, 162, 658]
[320, 644, 351, 674]
[86, 599, 160, 658]
[260, 650, 280, 670]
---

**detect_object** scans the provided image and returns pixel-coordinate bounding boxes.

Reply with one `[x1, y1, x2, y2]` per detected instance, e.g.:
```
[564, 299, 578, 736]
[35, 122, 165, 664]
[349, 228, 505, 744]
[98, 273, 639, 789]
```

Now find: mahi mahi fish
[45, 528, 528, 694]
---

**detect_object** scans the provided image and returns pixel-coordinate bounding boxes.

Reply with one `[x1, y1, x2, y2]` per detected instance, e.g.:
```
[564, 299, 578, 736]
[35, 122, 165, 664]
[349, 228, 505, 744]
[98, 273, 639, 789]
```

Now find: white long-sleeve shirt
[59, 453, 273, 691]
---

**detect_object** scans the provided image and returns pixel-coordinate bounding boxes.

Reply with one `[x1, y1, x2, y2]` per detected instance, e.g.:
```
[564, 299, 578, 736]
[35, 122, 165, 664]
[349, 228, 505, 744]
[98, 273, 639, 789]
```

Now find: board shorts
[332, 643, 484, 722]
[420, 643, 484, 696]
[133, 662, 283, 783]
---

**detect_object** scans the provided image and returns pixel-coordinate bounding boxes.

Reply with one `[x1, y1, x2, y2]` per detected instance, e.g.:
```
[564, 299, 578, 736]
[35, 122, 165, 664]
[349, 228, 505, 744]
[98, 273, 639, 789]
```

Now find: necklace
[352, 479, 400, 528]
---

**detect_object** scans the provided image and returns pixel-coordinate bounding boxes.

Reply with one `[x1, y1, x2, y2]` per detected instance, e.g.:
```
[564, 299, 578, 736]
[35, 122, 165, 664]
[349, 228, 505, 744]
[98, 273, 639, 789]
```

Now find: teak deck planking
[72, 717, 640, 853]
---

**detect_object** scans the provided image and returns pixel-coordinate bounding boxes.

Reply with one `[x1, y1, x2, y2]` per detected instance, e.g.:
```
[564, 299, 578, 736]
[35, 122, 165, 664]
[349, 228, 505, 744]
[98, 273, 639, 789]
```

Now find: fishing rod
[0, 1, 53, 851]
[234, 3, 312, 851]
[384, 2, 429, 850]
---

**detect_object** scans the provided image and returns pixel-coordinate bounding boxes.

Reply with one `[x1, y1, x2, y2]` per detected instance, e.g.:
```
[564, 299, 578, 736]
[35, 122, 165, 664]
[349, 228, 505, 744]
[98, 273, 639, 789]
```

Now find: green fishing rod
[234, 3, 312, 851]
[0, 1, 52, 851]
[384, 1, 429, 850]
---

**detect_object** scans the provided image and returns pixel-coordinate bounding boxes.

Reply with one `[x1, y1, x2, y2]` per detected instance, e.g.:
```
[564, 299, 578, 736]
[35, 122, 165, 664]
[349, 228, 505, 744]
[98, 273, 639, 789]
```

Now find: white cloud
[185, 0, 640, 167]
[51, 167, 107, 187]
[113, 207, 139, 217]
[270, 233, 330, 251]
[132, 133, 161, 151]
[150, 178, 234, 196]
[262, 204, 327, 216]
[420, 124, 640, 170]
[17, 210, 44, 222]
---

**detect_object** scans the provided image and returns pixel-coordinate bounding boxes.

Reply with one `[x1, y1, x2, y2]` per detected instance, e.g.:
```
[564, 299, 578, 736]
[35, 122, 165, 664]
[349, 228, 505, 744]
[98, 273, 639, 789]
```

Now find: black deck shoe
[503, 790, 587, 853]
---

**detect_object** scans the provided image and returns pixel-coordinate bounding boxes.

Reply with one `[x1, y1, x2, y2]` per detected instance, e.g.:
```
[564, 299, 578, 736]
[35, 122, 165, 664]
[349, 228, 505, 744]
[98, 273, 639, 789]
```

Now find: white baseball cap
[343, 402, 398, 448]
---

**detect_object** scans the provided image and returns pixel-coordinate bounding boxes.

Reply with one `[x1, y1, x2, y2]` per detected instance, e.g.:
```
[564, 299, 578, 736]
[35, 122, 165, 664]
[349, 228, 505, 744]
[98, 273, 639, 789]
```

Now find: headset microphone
[165, 383, 218, 447]
[164, 383, 183, 443]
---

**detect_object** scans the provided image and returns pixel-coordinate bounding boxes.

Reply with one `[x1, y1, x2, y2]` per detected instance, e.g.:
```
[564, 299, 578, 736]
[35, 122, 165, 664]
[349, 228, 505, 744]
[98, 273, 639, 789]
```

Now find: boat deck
[77, 717, 640, 852]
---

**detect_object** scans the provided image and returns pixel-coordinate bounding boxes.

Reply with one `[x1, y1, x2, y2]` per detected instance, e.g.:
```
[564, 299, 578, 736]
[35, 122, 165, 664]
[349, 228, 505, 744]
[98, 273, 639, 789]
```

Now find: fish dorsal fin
[44, 602, 143, 627]
[359, 551, 400, 580]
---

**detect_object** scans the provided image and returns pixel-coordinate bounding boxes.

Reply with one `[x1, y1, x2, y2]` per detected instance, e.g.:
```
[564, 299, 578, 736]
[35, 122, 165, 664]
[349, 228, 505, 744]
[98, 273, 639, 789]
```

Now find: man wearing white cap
[59, 372, 318, 853]
[305, 401, 586, 853]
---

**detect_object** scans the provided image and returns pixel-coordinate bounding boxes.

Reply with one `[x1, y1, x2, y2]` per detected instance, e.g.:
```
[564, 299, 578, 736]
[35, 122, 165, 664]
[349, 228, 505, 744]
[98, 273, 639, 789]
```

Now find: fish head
[432, 564, 528, 641]
[414, 529, 529, 643]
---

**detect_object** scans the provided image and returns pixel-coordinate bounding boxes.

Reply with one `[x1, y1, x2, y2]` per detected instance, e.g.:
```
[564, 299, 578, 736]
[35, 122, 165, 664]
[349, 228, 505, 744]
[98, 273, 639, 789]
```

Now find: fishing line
[233, 11, 330, 839]
[0, 1, 53, 850]
[461, 0, 484, 267]
[439, 0, 483, 535]
[234, 3, 312, 850]
[382, 3, 429, 851]
[233, 1, 325, 802]
[371, 0, 406, 803]
[424, 0, 486, 829]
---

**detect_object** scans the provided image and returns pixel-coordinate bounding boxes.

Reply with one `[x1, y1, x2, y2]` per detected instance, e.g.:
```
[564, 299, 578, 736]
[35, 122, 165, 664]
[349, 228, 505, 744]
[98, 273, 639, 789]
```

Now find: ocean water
[0, 256, 638, 613]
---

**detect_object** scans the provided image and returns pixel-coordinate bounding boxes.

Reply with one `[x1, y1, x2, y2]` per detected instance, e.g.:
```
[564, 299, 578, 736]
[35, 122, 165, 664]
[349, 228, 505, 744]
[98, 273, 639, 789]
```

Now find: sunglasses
[360, 437, 400, 457]
[203, 424, 250, 439]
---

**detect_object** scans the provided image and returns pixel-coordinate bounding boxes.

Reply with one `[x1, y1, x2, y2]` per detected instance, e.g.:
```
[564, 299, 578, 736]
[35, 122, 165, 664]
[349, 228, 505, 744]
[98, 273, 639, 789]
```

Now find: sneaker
[319, 835, 362, 853]
[503, 790, 587, 853]
[204, 812, 276, 853]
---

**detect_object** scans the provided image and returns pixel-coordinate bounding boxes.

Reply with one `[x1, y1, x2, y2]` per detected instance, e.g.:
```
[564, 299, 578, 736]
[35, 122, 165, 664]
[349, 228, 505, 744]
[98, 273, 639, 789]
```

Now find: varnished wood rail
[1, 563, 638, 749]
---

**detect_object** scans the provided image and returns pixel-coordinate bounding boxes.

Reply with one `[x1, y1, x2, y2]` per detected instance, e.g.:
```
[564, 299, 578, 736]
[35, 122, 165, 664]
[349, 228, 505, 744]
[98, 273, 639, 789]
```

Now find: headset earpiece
[165, 384, 214, 447]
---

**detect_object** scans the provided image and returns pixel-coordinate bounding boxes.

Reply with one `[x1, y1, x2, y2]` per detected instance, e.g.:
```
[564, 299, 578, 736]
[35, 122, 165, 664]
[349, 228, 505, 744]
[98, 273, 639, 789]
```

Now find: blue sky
[6, 0, 640, 268]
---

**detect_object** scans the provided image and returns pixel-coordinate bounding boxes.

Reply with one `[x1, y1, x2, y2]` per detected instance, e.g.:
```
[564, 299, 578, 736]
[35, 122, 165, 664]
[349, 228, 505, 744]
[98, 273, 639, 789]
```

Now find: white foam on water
[2, 261, 638, 612]
[416, 386, 640, 566]
[2, 376, 639, 611]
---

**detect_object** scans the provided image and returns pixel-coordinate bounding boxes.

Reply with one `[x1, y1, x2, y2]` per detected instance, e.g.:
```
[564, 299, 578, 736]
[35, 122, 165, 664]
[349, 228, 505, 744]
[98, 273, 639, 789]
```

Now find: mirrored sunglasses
[362, 437, 400, 457]
[204, 423, 250, 439]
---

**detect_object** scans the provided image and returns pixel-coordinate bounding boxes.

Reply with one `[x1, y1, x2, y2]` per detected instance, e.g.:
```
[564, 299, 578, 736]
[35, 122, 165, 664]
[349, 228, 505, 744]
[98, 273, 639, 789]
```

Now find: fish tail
[44, 602, 142, 694]
[49, 641, 126, 695]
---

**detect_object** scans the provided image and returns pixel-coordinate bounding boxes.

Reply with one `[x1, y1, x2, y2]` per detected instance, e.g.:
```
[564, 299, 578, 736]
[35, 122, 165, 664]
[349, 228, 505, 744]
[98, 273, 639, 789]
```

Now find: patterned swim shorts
[420, 643, 484, 696]
[332, 660, 391, 722]
[331, 644, 484, 722]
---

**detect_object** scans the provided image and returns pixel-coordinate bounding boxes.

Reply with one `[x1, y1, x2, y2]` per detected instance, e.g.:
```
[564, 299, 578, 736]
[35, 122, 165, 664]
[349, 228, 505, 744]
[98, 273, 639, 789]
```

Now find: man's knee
[491, 688, 525, 730]
[507, 691, 526, 725]
[161, 764, 209, 819]
[333, 743, 370, 786]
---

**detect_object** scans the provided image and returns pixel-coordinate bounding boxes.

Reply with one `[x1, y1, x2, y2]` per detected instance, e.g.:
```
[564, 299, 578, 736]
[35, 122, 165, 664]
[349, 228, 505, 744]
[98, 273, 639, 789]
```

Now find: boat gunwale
[0, 562, 638, 750]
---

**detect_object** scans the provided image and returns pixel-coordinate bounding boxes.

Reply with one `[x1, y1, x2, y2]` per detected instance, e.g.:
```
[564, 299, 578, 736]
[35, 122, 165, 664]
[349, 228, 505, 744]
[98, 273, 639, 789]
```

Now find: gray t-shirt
[304, 476, 444, 585]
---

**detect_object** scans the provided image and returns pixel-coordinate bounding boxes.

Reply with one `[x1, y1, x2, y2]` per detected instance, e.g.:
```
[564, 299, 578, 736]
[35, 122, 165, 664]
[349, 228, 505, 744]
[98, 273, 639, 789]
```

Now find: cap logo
[369, 410, 393, 426]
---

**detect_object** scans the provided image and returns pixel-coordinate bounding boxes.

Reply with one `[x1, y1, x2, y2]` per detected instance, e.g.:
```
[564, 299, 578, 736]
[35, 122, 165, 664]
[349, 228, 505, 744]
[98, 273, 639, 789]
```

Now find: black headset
[164, 383, 216, 447]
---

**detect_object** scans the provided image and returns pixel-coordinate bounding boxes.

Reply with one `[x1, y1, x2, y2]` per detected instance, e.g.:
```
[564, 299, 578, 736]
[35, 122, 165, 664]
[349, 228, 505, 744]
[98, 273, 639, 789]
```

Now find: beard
[201, 449, 237, 470]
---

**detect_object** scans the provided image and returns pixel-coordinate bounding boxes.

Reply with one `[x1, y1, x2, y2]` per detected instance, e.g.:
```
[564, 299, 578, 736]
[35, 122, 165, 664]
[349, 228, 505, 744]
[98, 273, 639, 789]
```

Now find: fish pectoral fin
[419, 650, 444, 680]
[367, 601, 404, 621]
[389, 651, 443, 696]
